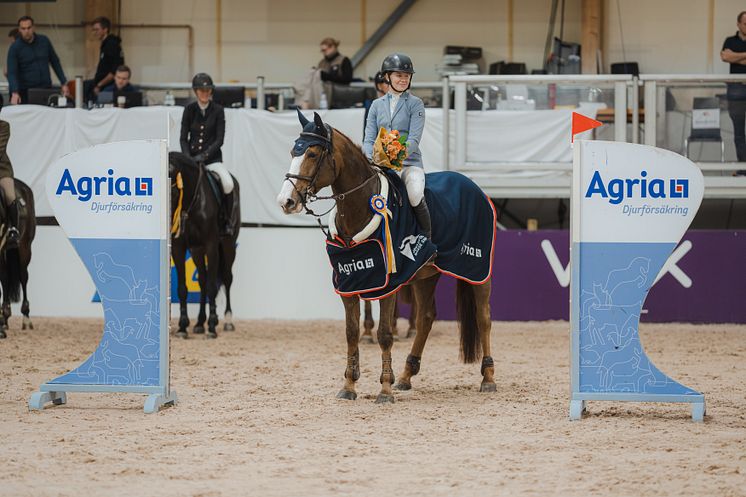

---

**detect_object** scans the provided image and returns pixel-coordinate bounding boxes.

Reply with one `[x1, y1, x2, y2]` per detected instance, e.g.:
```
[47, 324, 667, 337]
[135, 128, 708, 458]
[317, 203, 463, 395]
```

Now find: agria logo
[585, 170, 688, 205]
[56, 168, 153, 202]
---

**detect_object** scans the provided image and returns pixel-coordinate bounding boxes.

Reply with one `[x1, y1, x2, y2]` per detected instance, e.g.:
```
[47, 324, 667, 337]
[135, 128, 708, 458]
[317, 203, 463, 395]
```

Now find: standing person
[721, 10, 746, 175]
[296, 37, 353, 109]
[180, 73, 235, 236]
[363, 53, 431, 239]
[0, 95, 20, 247]
[3, 29, 18, 79]
[6, 16, 69, 105]
[364, 71, 390, 128]
[85, 16, 124, 103]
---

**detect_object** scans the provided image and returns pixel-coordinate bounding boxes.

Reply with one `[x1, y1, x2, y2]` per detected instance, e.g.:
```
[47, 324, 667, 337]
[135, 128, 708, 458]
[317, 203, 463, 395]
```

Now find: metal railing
[446, 74, 633, 171]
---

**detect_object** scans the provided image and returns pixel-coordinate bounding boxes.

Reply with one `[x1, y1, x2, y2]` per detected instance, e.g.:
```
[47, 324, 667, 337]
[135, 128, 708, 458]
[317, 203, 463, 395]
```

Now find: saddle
[205, 170, 224, 206]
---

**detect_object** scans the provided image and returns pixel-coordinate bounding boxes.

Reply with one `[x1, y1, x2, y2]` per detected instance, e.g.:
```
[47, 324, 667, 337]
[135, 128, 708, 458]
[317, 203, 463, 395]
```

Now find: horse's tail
[456, 279, 480, 363]
[4, 247, 22, 303]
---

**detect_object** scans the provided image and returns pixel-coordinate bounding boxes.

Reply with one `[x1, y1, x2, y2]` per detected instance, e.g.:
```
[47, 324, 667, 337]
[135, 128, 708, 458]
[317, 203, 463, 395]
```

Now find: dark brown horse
[169, 152, 240, 339]
[277, 112, 494, 403]
[0, 179, 35, 338]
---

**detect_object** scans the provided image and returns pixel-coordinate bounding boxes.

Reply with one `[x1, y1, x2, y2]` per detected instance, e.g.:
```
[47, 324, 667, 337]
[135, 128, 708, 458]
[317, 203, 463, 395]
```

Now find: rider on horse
[180, 72, 235, 236]
[0, 94, 20, 248]
[362, 53, 431, 239]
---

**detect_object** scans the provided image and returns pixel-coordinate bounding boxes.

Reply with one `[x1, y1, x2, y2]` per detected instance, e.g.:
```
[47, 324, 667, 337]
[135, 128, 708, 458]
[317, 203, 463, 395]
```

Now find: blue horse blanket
[326, 170, 495, 300]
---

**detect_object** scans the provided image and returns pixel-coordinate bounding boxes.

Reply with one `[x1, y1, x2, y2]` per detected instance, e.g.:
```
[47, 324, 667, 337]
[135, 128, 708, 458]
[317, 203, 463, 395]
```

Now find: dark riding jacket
[179, 101, 225, 163]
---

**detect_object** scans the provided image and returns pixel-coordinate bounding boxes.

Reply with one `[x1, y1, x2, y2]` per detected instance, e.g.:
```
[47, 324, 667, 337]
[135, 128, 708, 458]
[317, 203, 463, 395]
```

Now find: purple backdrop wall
[425, 230, 746, 323]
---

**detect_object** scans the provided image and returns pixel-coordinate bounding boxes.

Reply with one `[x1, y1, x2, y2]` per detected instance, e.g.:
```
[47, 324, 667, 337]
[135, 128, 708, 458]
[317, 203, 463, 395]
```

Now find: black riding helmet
[192, 72, 215, 90]
[381, 53, 414, 91]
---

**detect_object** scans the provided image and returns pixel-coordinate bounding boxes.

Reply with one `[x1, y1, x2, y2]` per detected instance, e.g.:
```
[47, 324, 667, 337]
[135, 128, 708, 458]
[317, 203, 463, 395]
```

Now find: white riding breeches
[400, 166, 425, 206]
[205, 162, 234, 194]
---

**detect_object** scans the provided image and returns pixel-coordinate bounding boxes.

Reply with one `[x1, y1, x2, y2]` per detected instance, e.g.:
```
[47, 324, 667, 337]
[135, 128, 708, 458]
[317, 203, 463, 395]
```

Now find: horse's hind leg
[375, 295, 397, 404]
[394, 274, 440, 391]
[221, 242, 236, 332]
[0, 284, 4, 339]
[474, 278, 495, 392]
[337, 295, 361, 400]
[360, 300, 375, 344]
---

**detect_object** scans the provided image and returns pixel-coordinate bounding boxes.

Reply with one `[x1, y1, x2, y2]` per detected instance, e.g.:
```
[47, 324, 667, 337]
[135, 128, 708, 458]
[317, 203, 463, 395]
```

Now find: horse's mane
[168, 151, 198, 170]
[332, 128, 374, 168]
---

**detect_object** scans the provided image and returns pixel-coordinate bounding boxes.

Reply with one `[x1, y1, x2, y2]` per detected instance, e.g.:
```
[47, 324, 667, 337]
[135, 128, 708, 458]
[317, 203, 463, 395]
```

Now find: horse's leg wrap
[406, 354, 421, 376]
[380, 357, 395, 385]
[481, 355, 494, 376]
[344, 351, 360, 382]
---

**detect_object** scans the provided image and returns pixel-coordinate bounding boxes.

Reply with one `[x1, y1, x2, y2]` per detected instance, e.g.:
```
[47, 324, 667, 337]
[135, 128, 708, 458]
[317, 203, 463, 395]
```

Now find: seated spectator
[295, 37, 353, 109]
[99, 65, 137, 94]
[7, 15, 70, 104]
[84, 16, 124, 103]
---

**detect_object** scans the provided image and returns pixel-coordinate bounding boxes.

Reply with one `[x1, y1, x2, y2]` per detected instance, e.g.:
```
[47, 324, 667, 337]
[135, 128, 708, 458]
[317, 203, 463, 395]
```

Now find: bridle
[284, 124, 380, 235]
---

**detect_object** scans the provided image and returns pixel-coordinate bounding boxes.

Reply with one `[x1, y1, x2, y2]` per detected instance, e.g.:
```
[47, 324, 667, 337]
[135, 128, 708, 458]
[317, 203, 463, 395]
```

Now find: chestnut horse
[277, 112, 494, 403]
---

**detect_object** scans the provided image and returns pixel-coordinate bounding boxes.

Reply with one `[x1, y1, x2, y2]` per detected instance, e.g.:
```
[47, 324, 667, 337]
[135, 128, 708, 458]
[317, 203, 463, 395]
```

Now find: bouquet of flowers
[372, 127, 408, 171]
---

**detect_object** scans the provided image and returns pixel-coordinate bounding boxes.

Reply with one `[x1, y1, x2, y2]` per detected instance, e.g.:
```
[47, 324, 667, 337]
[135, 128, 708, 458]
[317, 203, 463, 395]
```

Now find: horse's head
[277, 110, 337, 214]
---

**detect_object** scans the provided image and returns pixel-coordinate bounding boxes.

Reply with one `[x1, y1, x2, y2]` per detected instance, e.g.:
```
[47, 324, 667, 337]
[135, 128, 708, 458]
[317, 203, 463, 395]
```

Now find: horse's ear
[297, 108, 310, 127]
[313, 112, 324, 130]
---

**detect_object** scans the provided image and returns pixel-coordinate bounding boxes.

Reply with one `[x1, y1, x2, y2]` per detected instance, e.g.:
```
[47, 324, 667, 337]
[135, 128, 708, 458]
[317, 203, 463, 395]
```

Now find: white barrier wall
[21, 226, 346, 320]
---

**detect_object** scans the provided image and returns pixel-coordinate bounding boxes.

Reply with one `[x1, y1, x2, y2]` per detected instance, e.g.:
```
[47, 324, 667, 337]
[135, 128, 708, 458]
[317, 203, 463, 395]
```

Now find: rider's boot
[413, 199, 432, 239]
[6, 199, 20, 248]
[220, 192, 234, 237]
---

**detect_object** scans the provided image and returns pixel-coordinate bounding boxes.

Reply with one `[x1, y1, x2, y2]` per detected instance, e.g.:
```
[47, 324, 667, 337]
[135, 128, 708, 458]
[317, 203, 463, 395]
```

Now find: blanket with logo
[326, 170, 495, 300]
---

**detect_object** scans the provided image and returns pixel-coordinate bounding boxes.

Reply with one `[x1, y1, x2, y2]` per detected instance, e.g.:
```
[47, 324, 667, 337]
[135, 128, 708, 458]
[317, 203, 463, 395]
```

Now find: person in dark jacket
[296, 37, 353, 109]
[180, 73, 235, 235]
[85, 16, 124, 103]
[7, 16, 69, 105]
[0, 95, 20, 247]
[721, 10, 746, 176]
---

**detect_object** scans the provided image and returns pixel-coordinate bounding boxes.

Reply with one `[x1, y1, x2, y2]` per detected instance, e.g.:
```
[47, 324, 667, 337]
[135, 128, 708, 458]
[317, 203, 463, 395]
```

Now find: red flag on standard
[571, 112, 603, 142]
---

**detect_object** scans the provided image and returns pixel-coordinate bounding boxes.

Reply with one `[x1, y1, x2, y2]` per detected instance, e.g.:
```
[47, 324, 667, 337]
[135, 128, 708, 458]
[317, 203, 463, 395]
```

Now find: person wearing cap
[180, 73, 235, 236]
[363, 53, 431, 239]
[0, 94, 21, 247]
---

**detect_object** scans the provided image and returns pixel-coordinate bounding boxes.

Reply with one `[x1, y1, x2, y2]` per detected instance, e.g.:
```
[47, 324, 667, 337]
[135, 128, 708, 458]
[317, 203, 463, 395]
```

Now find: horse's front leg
[172, 241, 189, 338]
[191, 248, 209, 337]
[337, 295, 361, 400]
[375, 295, 397, 404]
[395, 274, 439, 391]
[204, 245, 220, 338]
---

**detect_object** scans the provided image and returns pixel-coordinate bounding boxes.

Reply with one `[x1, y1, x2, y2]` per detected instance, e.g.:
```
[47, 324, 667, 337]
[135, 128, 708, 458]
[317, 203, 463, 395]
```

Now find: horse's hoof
[375, 393, 395, 404]
[336, 389, 357, 401]
[193, 325, 205, 334]
[479, 382, 497, 393]
[206, 331, 218, 339]
[0, 330, 6, 339]
[393, 382, 411, 391]
[359, 334, 374, 344]
[175, 330, 188, 339]
[223, 322, 235, 332]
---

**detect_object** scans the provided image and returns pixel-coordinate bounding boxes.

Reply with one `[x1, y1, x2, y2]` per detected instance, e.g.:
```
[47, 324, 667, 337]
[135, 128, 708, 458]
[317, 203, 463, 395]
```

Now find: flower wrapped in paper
[372, 127, 408, 171]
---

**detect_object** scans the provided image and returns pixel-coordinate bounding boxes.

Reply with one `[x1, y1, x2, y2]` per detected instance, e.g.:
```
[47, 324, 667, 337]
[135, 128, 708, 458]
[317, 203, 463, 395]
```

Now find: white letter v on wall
[541, 240, 570, 288]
